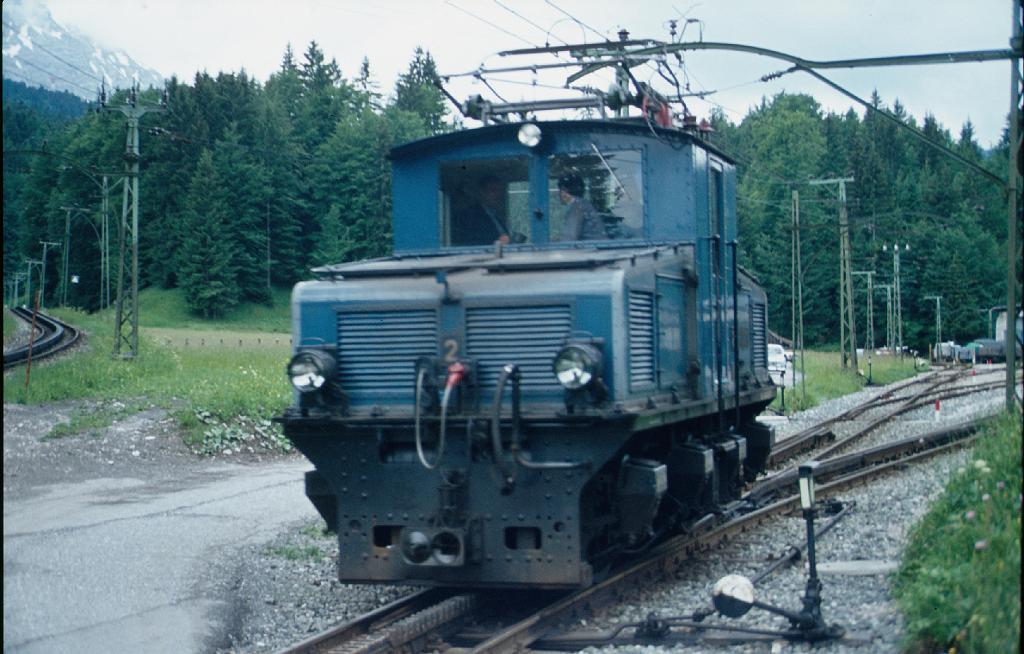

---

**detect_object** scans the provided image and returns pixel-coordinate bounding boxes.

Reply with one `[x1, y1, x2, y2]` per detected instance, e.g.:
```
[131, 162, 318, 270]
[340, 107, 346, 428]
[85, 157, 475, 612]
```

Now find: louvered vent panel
[751, 302, 767, 370]
[337, 310, 437, 397]
[629, 291, 656, 386]
[466, 305, 571, 393]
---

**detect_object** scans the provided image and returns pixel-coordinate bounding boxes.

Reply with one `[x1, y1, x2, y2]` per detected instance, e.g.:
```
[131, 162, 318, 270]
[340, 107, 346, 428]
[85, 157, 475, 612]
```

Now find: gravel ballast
[217, 368, 1012, 654]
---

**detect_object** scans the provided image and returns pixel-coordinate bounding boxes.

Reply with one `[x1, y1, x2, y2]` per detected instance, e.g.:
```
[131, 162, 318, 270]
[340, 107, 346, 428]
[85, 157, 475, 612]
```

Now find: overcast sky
[44, 0, 1016, 148]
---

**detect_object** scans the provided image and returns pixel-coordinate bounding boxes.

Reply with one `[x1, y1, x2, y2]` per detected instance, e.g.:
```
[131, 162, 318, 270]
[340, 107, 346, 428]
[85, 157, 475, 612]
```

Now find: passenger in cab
[451, 175, 510, 245]
[557, 174, 604, 241]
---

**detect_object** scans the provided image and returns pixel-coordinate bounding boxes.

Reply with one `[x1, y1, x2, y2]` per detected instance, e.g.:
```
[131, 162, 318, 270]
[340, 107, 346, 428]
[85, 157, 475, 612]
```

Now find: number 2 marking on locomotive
[443, 338, 459, 362]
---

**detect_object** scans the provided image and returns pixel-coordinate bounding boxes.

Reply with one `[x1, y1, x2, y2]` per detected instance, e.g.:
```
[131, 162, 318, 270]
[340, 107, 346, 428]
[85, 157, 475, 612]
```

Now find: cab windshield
[549, 148, 643, 242]
[437, 148, 644, 247]
[439, 158, 530, 246]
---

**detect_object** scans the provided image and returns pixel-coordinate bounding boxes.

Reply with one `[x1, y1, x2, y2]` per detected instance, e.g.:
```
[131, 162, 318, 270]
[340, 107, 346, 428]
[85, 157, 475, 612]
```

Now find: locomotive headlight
[517, 123, 542, 148]
[287, 349, 337, 393]
[553, 343, 602, 390]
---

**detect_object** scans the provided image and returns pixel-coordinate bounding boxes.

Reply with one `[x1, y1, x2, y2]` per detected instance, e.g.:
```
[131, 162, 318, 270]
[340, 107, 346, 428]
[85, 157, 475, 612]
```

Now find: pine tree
[355, 57, 383, 111]
[393, 47, 447, 134]
[295, 41, 354, 152]
[211, 123, 272, 303]
[253, 89, 306, 285]
[178, 150, 239, 317]
[311, 204, 347, 266]
[139, 77, 205, 289]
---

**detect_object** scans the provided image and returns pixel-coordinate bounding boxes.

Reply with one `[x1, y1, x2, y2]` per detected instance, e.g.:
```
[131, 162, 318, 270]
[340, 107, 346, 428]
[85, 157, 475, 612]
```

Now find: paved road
[4, 459, 315, 653]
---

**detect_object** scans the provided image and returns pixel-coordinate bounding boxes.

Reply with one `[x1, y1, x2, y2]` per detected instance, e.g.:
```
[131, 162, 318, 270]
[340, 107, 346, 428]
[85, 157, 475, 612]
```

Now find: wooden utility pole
[925, 295, 943, 361]
[810, 177, 856, 369]
[791, 190, 797, 358]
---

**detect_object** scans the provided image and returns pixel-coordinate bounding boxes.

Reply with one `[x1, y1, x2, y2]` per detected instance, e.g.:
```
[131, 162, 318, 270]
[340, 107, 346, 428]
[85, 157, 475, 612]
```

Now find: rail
[3, 306, 81, 369]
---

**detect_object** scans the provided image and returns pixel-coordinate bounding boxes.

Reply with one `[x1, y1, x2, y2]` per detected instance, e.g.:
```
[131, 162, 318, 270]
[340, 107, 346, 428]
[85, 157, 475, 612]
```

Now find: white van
[767, 344, 787, 374]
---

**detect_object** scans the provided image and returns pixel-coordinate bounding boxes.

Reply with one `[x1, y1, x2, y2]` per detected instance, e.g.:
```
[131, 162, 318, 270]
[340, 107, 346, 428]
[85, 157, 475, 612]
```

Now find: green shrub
[895, 413, 1022, 654]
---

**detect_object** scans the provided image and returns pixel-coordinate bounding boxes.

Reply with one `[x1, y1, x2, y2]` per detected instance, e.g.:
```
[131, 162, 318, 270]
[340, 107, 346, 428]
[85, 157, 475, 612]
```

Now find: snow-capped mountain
[2, 0, 164, 99]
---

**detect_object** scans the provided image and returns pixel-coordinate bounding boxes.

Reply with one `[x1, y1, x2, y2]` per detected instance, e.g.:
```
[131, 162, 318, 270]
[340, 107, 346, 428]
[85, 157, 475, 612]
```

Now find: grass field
[3, 296, 293, 454]
[145, 327, 292, 349]
[770, 350, 924, 414]
[137, 286, 292, 332]
[895, 412, 1021, 653]
[3, 307, 16, 345]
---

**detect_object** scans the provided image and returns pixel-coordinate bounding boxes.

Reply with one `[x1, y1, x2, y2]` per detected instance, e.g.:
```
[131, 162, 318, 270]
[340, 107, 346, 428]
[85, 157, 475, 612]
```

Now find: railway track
[765, 366, 1016, 465]
[274, 369, 1008, 654]
[3, 306, 81, 369]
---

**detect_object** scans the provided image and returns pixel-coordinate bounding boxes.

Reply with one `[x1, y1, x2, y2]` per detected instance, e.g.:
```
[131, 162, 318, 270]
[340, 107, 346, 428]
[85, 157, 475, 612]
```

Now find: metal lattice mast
[11, 273, 26, 307]
[884, 242, 909, 358]
[101, 175, 111, 309]
[854, 271, 875, 383]
[102, 84, 165, 358]
[877, 284, 894, 352]
[810, 177, 857, 369]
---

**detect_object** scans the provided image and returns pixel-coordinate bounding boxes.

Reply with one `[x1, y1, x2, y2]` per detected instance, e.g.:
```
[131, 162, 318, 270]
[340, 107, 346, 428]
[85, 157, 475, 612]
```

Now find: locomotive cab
[281, 118, 776, 588]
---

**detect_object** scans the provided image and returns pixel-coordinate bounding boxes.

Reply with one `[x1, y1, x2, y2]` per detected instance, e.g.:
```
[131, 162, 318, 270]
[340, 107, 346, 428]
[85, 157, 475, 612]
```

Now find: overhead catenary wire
[474, 74, 511, 103]
[484, 1, 620, 93]
[3, 69, 49, 90]
[2, 19, 105, 86]
[490, 0, 616, 88]
[474, 75, 580, 91]
[446, 0, 539, 49]
[493, 0, 570, 47]
[4, 55, 98, 97]
[765, 65, 1007, 188]
[544, 0, 607, 42]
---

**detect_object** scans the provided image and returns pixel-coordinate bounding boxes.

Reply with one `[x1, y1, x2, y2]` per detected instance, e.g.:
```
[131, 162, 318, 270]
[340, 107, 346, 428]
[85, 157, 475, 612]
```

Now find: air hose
[491, 364, 589, 481]
[415, 362, 466, 470]
[414, 367, 446, 469]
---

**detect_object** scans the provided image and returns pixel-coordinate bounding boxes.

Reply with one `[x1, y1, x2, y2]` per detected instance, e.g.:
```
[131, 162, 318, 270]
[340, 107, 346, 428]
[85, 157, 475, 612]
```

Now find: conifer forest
[3, 42, 1018, 351]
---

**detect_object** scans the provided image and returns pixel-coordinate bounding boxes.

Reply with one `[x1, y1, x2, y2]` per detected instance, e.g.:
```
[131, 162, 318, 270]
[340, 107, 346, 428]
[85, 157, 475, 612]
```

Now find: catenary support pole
[103, 84, 165, 358]
[810, 177, 856, 369]
[1007, 0, 1021, 411]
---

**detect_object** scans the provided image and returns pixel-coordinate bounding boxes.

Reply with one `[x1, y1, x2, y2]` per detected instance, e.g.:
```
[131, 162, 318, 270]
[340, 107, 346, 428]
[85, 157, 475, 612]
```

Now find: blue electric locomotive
[280, 91, 776, 588]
